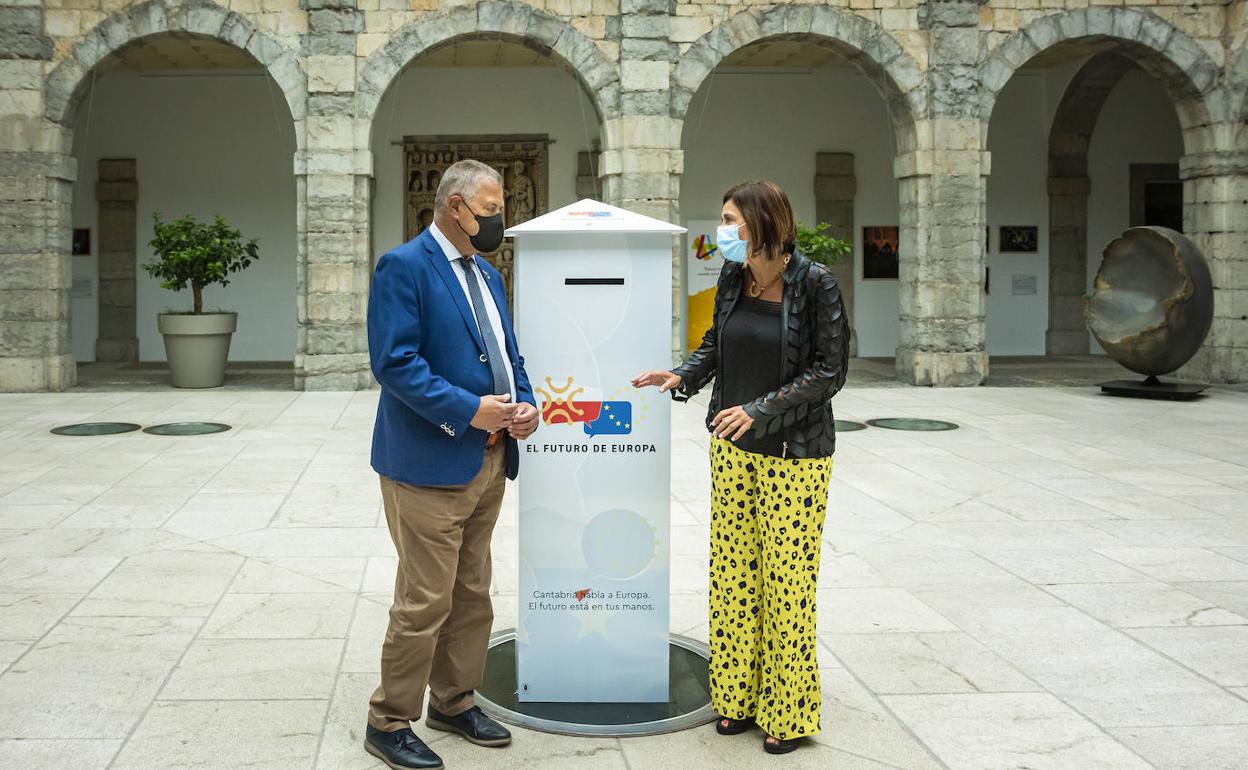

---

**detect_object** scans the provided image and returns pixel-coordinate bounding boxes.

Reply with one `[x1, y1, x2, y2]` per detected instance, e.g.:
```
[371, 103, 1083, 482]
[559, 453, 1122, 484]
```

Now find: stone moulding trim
[355, 0, 620, 135]
[979, 8, 1222, 131]
[44, 0, 307, 148]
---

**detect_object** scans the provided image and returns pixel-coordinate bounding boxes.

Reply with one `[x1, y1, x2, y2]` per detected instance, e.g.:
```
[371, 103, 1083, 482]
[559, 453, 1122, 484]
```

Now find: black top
[720, 295, 786, 457]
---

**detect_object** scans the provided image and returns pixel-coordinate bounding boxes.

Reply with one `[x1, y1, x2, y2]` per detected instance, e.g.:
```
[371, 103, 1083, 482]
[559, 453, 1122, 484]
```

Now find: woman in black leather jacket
[633, 180, 848, 755]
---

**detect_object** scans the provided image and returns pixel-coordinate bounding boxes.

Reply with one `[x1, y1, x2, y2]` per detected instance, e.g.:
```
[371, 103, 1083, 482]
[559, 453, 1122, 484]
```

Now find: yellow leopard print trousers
[708, 437, 831, 740]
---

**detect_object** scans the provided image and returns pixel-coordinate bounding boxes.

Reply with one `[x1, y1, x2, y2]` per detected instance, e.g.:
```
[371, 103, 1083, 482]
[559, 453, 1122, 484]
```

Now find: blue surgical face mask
[717, 223, 747, 264]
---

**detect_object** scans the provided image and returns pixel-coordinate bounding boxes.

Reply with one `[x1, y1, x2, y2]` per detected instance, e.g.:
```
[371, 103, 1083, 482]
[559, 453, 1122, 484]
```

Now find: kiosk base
[477, 630, 714, 737]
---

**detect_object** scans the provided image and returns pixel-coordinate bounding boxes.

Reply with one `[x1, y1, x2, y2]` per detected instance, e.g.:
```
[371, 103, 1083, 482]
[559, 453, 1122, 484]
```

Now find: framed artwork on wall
[999, 225, 1038, 253]
[72, 228, 91, 256]
[862, 226, 899, 280]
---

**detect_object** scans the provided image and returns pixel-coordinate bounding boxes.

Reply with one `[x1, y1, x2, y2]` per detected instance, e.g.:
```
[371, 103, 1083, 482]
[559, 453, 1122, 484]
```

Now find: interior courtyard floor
[1, 382, 1246, 769]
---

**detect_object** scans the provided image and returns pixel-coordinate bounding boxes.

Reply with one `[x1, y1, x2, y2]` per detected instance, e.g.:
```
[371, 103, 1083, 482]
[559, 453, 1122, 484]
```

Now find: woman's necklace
[747, 255, 790, 298]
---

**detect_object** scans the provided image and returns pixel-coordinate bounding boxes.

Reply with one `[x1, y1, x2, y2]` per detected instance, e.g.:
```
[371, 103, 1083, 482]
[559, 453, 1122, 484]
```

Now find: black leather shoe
[426, 705, 512, 747]
[364, 724, 444, 770]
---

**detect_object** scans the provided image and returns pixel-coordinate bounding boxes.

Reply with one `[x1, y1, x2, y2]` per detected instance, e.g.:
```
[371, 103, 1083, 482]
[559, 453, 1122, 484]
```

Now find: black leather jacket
[671, 251, 849, 459]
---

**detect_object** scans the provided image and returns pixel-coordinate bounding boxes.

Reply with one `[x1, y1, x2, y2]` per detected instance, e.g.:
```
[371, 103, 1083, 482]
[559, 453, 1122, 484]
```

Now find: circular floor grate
[866, 418, 959, 432]
[50, 422, 142, 436]
[477, 631, 714, 737]
[142, 422, 233, 436]
[835, 420, 868, 432]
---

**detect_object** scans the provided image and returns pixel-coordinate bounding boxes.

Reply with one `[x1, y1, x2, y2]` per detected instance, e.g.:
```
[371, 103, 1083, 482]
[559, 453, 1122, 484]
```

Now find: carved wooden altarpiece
[403, 135, 551, 304]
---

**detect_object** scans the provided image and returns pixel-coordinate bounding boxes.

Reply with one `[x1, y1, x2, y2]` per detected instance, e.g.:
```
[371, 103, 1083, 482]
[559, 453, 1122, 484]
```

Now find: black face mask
[456, 200, 505, 253]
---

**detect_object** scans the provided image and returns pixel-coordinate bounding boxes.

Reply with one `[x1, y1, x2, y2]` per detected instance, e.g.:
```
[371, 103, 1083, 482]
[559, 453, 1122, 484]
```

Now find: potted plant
[795, 220, 851, 266]
[143, 213, 259, 388]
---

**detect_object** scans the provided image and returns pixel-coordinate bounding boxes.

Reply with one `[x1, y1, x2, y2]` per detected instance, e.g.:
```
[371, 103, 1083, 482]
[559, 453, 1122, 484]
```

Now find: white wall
[985, 70, 1056, 356]
[679, 68, 902, 358]
[1087, 68, 1184, 294]
[70, 70, 298, 362]
[986, 62, 1183, 356]
[370, 66, 601, 256]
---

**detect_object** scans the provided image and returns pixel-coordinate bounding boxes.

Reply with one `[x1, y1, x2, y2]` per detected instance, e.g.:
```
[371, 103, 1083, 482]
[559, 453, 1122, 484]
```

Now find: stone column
[95, 159, 139, 362]
[0, 7, 75, 391]
[895, 0, 988, 386]
[601, 0, 684, 362]
[295, 0, 372, 390]
[1046, 175, 1091, 354]
[576, 145, 602, 200]
[1178, 146, 1248, 383]
[814, 153, 857, 357]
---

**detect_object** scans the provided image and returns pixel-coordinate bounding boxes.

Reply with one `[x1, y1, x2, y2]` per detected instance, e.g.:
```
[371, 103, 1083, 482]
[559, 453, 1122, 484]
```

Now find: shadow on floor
[851, 355, 1142, 388]
[74, 361, 296, 391]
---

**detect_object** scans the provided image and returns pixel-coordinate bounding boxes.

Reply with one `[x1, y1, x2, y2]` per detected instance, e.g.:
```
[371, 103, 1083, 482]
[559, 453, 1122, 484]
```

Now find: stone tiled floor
[1, 385, 1247, 769]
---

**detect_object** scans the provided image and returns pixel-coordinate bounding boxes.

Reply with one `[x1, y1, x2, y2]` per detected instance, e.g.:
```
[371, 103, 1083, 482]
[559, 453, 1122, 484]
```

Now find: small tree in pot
[795, 220, 851, 267]
[143, 213, 259, 388]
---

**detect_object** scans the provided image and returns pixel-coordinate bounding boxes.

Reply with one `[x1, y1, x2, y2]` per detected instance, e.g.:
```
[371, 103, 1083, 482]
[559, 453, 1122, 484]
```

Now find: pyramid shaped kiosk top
[505, 199, 685, 236]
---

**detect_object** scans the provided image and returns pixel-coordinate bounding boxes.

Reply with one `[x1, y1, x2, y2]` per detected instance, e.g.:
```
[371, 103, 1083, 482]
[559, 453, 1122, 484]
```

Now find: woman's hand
[631, 371, 682, 393]
[711, 405, 754, 441]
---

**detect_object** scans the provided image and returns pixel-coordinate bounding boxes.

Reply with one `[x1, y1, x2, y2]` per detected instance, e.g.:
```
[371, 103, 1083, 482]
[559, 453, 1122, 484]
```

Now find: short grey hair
[434, 159, 503, 211]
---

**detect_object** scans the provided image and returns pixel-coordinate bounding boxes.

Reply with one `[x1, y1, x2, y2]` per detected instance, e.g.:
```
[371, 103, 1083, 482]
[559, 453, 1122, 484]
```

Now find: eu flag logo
[584, 402, 632, 436]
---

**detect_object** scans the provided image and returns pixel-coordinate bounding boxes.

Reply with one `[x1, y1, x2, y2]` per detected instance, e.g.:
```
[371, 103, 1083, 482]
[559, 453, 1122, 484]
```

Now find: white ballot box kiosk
[506, 199, 684, 703]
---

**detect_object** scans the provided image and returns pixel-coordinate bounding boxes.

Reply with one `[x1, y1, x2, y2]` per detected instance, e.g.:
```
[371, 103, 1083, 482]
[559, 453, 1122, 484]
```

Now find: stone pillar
[1046, 175, 1091, 354]
[0, 6, 75, 391]
[576, 145, 602, 200]
[295, 0, 372, 390]
[895, 0, 988, 386]
[814, 153, 857, 357]
[95, 159, 139, 362]
[602, 0, 684, 362]
[1178, 146, 1248, 383]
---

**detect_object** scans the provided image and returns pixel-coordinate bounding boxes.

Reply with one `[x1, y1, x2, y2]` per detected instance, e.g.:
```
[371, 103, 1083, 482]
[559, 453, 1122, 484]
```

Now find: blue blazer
[368, 228, 536, 486]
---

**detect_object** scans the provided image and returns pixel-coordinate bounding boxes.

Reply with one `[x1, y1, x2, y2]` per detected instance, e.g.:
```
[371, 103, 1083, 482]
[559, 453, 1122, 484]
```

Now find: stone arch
[44, 0, 306, 146]
[671, 5, 926, 152]
[356, 0, 619, 135]
[980, 8, 1220, 146]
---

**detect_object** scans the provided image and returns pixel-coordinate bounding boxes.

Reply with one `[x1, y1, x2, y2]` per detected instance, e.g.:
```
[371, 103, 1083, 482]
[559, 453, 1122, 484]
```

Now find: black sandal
[715, 715, 754, 735]
[764, 735, 802, 754]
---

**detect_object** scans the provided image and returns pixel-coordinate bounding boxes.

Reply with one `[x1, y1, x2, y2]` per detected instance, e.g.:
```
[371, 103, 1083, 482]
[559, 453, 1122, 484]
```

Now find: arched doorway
[364, 36, 606, 303]
[980, 9, 1225, 375]
[44, 2, 304, 386]
[671, 7, 923, 373]
[356, 4, 616, 311]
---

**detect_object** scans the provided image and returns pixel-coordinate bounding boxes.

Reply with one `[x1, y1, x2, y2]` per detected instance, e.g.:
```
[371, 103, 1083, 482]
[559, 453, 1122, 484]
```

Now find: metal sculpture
[1084, 226, 1213, 399]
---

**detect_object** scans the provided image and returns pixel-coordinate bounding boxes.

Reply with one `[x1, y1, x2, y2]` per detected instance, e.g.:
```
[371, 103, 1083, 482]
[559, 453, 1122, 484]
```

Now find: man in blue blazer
[365, 159, 538, 770]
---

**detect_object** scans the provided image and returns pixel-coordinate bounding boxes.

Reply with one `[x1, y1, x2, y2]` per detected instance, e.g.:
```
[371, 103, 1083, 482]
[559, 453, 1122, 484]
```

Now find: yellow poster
[686, 221, 722, 351]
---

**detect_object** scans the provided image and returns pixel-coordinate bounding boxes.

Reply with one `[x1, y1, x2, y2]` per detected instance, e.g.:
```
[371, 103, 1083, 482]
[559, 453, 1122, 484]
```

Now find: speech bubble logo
[583, 401, 631, 437]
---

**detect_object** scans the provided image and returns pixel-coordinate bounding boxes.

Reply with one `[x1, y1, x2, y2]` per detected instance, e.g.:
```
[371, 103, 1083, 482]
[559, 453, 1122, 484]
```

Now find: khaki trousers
[368, 442, 506, 733]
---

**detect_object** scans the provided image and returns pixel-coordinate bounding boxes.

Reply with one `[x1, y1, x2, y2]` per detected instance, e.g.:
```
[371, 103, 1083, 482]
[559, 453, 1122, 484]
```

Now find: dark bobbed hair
[722, 180, 796, 262]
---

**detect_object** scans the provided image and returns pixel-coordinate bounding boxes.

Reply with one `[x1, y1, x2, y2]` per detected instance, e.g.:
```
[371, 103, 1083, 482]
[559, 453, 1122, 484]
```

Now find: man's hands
[471, 394, 518, 432]
[507, 402, 539, 440]
[631, 371, 682, 392]
[711, 405, 754, 441]
[469, 394, 540, 440]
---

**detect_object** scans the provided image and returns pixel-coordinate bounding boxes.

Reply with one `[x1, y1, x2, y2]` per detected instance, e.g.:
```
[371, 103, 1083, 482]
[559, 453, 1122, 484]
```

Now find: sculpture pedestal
[1098, 377, 1207, 400]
